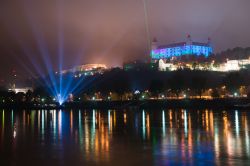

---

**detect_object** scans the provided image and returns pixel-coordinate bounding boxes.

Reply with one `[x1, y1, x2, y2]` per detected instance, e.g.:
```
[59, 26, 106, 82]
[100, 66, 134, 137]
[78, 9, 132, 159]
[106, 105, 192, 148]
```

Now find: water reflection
[41, 110, 44, 140]
[1, 110, 4, 144]
[162, 110, 165, 137]
[0, 109, 249, 165]
[142, 110, 146, 140]
[184, 110, 188, 136]
[235, 110, 239, 136]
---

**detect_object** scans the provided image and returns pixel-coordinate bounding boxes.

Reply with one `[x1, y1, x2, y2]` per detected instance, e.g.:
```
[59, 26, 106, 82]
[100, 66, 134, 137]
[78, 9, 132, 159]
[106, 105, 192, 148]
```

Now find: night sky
[1, 0, 250, 81]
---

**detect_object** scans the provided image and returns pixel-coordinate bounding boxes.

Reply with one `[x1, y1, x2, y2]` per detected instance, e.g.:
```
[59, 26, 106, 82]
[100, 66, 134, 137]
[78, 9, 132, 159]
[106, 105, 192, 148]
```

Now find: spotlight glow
[56, 94, 65, 105]
[11, 1, 99, 107]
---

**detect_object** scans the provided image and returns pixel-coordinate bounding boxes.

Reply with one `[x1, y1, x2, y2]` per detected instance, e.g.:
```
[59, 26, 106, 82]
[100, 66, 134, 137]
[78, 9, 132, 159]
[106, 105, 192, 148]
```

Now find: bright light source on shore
[57, 98, 64, 105]
[56, 94, 65, 105]
[134, 90, 140, 95]
[184, 94, 187, 98]
[234, 92, 238, 97]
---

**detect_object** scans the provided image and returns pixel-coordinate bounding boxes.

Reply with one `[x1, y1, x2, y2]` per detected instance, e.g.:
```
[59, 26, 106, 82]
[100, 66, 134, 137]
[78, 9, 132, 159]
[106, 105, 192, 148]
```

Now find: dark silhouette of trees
[224, 72, 244, 94]
[214, 47, 250, 62]
[88, 69, 131, 100]
[0, 68, 250, 103]
[149, 79, 164, 97]
[15, 92, 25, 102]
[26, 90, 33, 102]
[168, 72, 185, 98]
[33, 86, 51, 100]
[112, 77, 130, 100]
[7, 91, 16, 102]
[191, 75, 207, 98]
[211, 88, 220, 98]
[0, 87, 8, 101]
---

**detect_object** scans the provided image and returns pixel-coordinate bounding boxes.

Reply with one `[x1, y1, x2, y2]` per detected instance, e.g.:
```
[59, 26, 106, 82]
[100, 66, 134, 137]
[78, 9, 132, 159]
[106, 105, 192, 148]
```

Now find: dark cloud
[0, 0, 250, 80]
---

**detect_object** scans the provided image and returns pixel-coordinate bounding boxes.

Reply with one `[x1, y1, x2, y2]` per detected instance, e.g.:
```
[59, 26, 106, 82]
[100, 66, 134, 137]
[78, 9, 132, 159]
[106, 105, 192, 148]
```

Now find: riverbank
[0, 98, 250, 110]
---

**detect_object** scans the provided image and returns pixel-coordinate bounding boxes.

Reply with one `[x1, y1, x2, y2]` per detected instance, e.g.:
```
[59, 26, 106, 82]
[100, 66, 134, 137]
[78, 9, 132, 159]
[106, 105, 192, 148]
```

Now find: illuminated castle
[151, 35, 213, 60]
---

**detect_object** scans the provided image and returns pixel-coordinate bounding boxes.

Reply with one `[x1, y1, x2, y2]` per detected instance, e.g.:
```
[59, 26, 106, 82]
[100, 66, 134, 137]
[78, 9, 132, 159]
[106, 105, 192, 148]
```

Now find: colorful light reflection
[0, 109, 249, 165]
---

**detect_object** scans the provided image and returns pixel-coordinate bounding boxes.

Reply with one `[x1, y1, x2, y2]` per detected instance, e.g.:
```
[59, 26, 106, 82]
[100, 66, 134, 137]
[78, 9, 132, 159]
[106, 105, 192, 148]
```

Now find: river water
[0, 109, 249, 165]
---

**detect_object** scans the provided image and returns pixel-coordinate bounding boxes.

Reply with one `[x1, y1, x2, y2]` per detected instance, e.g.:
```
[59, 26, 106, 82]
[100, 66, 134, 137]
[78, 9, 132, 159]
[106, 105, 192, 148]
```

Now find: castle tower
[151, 37, 158, 50]
[207, 37, 211, 46]
[186, 34, 192, 45]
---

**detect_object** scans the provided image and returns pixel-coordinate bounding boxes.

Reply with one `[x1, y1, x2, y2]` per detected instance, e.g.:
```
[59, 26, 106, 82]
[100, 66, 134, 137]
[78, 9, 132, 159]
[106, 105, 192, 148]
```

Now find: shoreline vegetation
[1, 69, 250, 111]
[0, 98, 250, 110]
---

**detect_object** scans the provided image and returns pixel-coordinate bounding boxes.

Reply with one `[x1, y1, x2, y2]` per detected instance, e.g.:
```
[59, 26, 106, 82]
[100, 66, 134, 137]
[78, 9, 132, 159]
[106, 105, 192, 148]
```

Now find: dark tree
[191, 75, 207, 98]
[211, 88, 220, 98]
[168, 72, 185, 98]
[224, 72, 244, 94]
[112, 79, 130, 98]
[26, 90, 33, 102]
[33, 86, 51, 99]
[15, 92, 25, 102]
[149, 79, 164, 97]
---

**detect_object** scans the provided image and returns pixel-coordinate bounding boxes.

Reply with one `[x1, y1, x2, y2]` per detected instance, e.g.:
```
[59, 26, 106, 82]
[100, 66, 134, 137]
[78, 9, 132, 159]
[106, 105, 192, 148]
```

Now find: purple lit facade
[151, 38, 213, 60]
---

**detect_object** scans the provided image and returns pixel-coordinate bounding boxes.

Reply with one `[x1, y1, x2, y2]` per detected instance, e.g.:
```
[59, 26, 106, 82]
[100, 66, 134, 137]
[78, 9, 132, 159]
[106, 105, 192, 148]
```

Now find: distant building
[151, 35, 213, 61]
[158, 59, 177, 71]
[8, 87, 33, 94]
[158, 57, 250, 72]
[213, 58, 250, 71]
[61, 64, 107, 74]
[59, 64, 107, 77]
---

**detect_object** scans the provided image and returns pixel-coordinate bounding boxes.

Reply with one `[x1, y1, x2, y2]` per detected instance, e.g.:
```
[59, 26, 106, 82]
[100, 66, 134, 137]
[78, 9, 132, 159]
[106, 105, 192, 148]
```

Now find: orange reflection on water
[223, 112, 235, 158]
[209, 111, 214, 134]
[242, 113, 249, 156]
[169, 110, 173, 128]
[124, 112, 127, 124]
[114, 111, 116, 128]
[223, 112, 229, 135]
[94, 121, 110, 162]
[188, 113, 193, 158]
[146, 113, 150, 139]
[22, 110, 26, 128]
[84, 112, 90, 156]
[81, 111, 110, 163]
[188, 113, 192, 131]
[108, 110, 113, 133]
[205, 110, 209, 131]
[70, 110, 73, 135]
